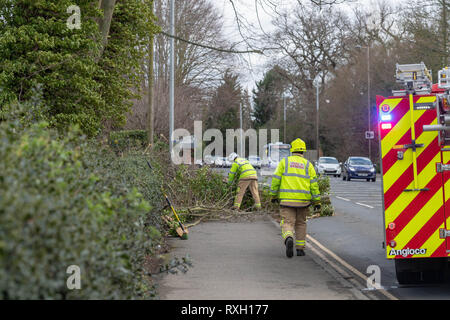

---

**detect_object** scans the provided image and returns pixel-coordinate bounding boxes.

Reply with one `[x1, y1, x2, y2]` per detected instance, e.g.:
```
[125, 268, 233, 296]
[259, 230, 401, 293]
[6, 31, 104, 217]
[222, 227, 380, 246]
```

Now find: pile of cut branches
[139, 145, 333, 236]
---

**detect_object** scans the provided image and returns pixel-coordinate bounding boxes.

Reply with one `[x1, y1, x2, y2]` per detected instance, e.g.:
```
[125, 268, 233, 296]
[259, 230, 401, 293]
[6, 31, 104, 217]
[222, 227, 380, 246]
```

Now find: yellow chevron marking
[393, 188, 443, 248]
[420, 224, 445, 258]
[416, 96, 437, 104]
[381, 96, 436, 158]
[385, 152, 442, 222]
[409, 94, 420, 189]
[379, 97, 404, 114]
[442, 153, 450, 203]
[384, 192, 415, 229]
[383, 120, 437, 193]
[381, 109, 410, 159]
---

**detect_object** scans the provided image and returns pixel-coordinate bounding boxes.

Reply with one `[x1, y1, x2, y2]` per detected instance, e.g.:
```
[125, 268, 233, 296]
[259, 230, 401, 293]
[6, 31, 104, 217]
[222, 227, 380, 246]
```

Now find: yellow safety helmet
[290, 138, 306, 153]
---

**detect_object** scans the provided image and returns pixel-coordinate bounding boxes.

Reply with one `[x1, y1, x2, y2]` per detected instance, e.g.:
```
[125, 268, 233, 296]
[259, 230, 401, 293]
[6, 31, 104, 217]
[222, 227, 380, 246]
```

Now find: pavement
[158, 215, 364, 300]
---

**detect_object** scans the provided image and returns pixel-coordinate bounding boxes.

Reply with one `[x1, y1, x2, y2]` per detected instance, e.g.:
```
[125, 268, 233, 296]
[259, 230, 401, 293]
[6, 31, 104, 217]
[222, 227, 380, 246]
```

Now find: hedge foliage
[0, 119, 164, 299]
[0, 98, 334, 299]
[109, 130, 148, 153]
[314, 175, 334, 216]
[259, 174, 334, 216]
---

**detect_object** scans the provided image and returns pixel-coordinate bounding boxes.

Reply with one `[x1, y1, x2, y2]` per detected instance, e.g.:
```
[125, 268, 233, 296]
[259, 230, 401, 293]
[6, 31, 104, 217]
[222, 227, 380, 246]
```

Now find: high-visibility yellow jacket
[228, 157, 257, 183]
[270, 154, 320, 207]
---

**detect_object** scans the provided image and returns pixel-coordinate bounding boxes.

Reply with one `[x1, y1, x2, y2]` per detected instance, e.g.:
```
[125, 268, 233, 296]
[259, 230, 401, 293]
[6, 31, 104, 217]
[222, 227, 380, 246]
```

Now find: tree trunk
[443, 0, 448, 66]
[148, 2, 155, 148]
[96, 0, 117, 57]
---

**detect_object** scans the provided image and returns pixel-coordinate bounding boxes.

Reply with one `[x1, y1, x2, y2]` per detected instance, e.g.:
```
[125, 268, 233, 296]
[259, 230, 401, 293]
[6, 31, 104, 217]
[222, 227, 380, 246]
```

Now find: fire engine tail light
[381, 123, 392, 130]
[388, 222, 396, 230]
[381, 114, 392, 121]
[389, 240, 397, 248]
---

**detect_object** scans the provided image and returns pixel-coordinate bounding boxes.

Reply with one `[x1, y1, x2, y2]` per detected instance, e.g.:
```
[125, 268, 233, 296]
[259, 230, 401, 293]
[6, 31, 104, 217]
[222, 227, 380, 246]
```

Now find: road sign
[365, 131, 375, 140]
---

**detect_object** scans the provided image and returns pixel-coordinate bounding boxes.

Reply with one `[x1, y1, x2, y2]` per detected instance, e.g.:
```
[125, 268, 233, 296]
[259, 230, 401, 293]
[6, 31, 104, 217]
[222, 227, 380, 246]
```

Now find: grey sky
[214, 0, 403, 90]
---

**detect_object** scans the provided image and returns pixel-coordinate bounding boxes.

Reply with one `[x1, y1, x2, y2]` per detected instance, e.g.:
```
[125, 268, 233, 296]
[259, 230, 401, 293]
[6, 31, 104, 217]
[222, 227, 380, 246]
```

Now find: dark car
[342, 157, 376, 182]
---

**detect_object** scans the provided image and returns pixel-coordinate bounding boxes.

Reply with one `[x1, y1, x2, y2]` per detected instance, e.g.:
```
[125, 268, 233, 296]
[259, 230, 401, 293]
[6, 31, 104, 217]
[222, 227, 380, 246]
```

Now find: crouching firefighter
[270, 138, 321, 257]
[228, 153, 261, 211]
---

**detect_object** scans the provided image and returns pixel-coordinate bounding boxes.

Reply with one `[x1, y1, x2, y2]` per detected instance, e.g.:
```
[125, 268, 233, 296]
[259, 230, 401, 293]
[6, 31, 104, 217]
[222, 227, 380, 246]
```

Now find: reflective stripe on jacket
[270, 155, 320, 207]
[228, 157, 257, 183]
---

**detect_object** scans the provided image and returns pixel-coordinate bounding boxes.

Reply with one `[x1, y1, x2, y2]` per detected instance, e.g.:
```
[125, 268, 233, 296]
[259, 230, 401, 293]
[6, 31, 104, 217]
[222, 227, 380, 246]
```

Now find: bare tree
[269, 4, 351, 89]
[261, 4, 352, 146]
[154, 0, 232, 88]
[127, 0, 232, 137]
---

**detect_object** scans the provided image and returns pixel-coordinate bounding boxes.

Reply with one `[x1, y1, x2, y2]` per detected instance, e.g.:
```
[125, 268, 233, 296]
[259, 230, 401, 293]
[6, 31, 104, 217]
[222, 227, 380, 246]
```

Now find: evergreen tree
[0, 0, 158, 136]
[252, 67, 286, 129]
[206, 70, 242, 133]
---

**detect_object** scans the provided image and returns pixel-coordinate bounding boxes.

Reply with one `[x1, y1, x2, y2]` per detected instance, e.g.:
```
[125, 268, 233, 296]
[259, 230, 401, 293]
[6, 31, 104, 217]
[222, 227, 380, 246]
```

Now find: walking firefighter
[270, 138, 321, 257]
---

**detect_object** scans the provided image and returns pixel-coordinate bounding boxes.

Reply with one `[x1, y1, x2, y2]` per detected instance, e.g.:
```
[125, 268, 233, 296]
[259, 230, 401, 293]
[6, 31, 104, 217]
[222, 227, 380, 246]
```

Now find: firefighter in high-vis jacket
[228, 153, 261, 210]
[270, 138, 321, 258]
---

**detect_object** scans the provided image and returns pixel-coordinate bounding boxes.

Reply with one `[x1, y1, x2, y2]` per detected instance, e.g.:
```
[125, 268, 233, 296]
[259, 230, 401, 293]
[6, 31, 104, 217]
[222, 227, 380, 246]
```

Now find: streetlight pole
[240, 102, 243, 156]
[283, 95, 286, 143]
[316, 83, 320, 161]
[169, 0, 175, 155]
[367, 44, 371, 161]
[356, 44, 372, 160]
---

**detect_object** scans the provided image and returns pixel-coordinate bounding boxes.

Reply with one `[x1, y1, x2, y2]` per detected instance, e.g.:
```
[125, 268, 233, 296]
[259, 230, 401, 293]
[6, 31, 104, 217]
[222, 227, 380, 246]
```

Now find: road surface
[309, 176, 450, 299]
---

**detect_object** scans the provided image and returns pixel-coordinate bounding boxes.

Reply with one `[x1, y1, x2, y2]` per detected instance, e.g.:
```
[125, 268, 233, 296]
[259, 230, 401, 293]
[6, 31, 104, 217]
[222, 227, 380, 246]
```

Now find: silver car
[316, 157, 342, 177]
[204, 155, 215, 166]
[214, 157, 225, 167]
[224, 158, 232, 167]
[248, 155, 261, 169]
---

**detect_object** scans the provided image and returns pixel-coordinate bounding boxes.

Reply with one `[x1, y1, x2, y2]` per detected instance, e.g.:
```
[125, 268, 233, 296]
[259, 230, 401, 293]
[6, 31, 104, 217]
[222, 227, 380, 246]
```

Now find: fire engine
[377, 63, 450, 284]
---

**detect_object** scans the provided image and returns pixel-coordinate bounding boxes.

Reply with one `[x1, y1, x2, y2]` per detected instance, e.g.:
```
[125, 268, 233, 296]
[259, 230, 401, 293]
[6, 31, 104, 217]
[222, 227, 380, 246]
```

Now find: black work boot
[297, 249, 305, 256]
[285, 237, 294, 258]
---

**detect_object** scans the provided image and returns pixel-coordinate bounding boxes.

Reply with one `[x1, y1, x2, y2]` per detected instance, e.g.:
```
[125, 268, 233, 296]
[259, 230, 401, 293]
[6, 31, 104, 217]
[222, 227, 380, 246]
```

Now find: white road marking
[335, 196, 351, 201]
[307, 235, 398, 301]
[355, 202, 374, 209]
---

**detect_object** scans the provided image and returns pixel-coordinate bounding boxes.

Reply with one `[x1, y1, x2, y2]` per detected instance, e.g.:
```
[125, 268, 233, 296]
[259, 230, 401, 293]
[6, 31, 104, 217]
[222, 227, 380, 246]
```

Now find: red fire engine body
[377, 63, 450, 284]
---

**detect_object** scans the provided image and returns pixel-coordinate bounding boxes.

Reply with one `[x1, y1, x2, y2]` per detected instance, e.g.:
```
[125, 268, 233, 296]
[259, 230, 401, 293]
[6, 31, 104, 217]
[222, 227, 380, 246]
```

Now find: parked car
[261, 158, 269, 168]
[316, 157, 341, 177]
[204, 155, 215, 166]
[342, 157, 376, 182]
[248, 155, 261, 169]
[194, 159, 203, 167]
[223, 157, 232, 167]
[214, 157, 226, 168]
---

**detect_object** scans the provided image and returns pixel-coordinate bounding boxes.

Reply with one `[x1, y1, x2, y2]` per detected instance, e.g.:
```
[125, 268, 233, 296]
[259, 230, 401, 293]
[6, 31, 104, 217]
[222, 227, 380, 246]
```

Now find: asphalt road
[309, 176, 450, 299]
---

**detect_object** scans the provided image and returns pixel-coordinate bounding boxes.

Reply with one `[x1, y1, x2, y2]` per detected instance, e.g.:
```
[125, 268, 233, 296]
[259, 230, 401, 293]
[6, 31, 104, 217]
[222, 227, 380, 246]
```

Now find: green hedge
[109, 130, 148, 153]
[313, 175, 334, 216]
[0, 122, 162, 299]
[259, 174, 334, 216]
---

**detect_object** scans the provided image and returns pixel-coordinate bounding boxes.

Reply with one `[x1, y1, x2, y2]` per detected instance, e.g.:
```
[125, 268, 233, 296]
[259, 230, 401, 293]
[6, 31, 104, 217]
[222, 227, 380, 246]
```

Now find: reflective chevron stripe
[296, 240, 305, 247]
[378, 94, 447, 259]
[282, 231, 294, 239]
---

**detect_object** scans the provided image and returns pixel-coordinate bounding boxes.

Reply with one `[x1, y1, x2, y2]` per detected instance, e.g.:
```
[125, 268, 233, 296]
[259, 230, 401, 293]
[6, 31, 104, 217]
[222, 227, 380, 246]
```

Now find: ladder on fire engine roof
[393, 62, 433, 96]
[392, 63, 434, 192]
[438, 67, 450, 90]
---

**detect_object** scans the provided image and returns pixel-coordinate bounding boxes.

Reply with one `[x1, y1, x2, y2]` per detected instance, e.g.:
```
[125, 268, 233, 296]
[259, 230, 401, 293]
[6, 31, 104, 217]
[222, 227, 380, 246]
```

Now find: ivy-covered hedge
[0, 122, 162, 299]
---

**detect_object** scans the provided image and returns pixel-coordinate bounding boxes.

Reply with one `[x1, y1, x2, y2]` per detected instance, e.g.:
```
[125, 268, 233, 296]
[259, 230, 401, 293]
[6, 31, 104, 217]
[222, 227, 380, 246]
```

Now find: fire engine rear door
[380, 94, 446, 258]
[439, 137, 450, 253]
